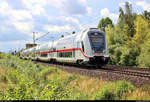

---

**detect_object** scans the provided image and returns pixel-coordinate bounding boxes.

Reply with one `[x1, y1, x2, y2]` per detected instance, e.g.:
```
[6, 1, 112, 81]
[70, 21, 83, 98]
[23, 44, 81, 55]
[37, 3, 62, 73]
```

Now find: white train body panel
[21, 28, 109, 65]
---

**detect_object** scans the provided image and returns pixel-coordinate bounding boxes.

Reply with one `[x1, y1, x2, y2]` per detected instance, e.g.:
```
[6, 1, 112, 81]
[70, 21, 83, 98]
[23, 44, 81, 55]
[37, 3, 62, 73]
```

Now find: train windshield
[88, 31, 105, 53]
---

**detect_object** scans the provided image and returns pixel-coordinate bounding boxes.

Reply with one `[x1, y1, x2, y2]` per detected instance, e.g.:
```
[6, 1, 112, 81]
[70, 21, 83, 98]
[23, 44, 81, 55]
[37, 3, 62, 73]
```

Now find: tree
[119, 7, 124, 19]
[102, 1, 150, 67]
[98, 17, 114, 31]
[105, 25, 115, 45]
[125, 2, 132, 15]
[133, 16, 150, 45]
[119, 47, 139, 66]
[142, 11, 150, 25]
[137, 40, 150, 68]
[118, 1, 136, 37]
[125, 16, 150, 67]
[142, 11, 150, 21]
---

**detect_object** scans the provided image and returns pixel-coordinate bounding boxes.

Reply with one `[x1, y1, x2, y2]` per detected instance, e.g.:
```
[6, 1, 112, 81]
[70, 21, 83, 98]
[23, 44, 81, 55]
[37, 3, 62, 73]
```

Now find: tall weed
[93, 81, 135, 100]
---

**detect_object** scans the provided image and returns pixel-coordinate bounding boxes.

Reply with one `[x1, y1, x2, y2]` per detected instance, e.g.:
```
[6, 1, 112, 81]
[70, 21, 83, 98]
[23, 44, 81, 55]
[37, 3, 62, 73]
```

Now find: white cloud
[0, 1, 10, 15]
[0, 0, 47, 17]
[136, 1, 150, 12]
[87, 7, 92, 15]
[0, 40, 32, 53]
[0, 0, 47, 20]
[49, 0, 62, 8]
[22, 0, 47, 8]
[11, 10, 32, 21]
[12, 21, 33, 35]
[49, 0, 92, 16]
[0, 40, 29, 45]
[0, 1, 9, 13]
[44, 24, 73, 32]
[64, 17, 83, 30]
[47, 16, 84, 31]
[31, 4, 45, 16]
[0, 25, 11, 32]
[22, 0, 47, 16]
[0, 1, 34, 35]
[100, 8, 119, 24]
[0, 1, 32, 20]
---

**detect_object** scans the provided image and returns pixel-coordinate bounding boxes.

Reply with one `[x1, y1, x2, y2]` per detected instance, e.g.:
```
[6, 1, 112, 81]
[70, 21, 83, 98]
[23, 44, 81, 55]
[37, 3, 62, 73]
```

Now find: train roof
[21, 45, 38, 53]
[52, 28, 105, 44]
[39, 42, 52, 50]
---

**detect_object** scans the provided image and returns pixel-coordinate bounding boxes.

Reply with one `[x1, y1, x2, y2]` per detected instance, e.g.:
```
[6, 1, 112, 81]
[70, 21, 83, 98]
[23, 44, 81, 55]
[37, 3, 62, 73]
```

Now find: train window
[41, 53, 47, 57]
[88, 31, 105, 53]
[81, 41, 85, 52]
[73, 49, 75, 57]
[53, 48, 56, 51]
[66, 52, 72, 57]
[58, 52, 72, 58]
[59, 52, 63, 57]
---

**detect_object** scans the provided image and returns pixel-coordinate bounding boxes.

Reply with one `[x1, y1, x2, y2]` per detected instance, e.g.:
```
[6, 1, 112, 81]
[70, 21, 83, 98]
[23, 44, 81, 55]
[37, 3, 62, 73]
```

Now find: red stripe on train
[39, 48, 89, 58]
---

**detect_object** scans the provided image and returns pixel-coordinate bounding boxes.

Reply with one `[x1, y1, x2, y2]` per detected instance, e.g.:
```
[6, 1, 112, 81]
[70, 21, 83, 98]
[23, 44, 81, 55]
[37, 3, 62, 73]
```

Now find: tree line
[98, 2, 150, 68]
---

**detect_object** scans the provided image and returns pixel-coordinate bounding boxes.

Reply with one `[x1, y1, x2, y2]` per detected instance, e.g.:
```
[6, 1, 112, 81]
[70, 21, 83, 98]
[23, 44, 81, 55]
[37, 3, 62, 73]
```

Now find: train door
[73, 48, 75, 58]
[76, 42, 82, 59]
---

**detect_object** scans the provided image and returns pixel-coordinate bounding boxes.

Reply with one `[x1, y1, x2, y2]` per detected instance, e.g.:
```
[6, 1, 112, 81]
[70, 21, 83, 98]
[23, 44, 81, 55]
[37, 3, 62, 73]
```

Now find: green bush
[108, 45, 122, 65]
[63, 75, 77, 86]
[93, 81, 135, 100]
[2, 80, 37, 100]
[108, 44, 140, 66]
[0, 54, 138, 100]
[137, 40, 150, 68]
[0, 54, 73, 100]
[120, 47, 139, 66]
[138, 53, 150, 68]
[39, 67, 57, 80]
[0, 74, 8, 83]
[38, 81, 71, 100]
[0, 53, 9, 59]
[93, 83, 115, 100]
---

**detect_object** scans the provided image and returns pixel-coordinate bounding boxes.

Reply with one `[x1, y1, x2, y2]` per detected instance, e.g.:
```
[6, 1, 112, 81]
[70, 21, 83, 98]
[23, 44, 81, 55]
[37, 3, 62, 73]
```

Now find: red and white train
[20, 28, 109, 66]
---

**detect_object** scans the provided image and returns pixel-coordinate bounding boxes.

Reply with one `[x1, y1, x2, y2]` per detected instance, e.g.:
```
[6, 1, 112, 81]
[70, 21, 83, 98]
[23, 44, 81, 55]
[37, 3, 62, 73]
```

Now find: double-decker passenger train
[20, 28, 109, 66]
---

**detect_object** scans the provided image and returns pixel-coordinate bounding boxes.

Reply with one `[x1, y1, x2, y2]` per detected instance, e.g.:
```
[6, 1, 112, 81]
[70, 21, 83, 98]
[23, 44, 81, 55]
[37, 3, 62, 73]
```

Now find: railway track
[103, 65, 150, 73]
[34, 61, 150, 87]
[101, 66, 150, 78]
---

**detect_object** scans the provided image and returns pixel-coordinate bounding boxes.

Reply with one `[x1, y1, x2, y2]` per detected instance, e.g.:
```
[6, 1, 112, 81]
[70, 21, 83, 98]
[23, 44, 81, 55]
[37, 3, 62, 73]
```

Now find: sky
[0, 0, 150, 53]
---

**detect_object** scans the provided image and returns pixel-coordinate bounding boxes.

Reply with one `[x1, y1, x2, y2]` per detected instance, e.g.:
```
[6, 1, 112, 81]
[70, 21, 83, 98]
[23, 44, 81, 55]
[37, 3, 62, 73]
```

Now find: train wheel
[76, 60, 83, 65]
[50, 59, 56, 64]
[95, 64, 102, 68]
[49, 59, 53, 63]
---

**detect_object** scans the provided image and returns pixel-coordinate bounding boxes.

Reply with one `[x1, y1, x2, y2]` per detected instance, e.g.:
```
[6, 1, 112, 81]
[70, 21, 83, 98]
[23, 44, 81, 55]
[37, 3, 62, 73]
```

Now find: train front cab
[82, 29, 109, 65]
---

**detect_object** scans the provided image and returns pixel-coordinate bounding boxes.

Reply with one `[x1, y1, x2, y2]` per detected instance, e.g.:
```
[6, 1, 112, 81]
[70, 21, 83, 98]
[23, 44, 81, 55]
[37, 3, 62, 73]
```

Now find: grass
[0, 53, 150, 100]
[0, 66, 8, 90]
